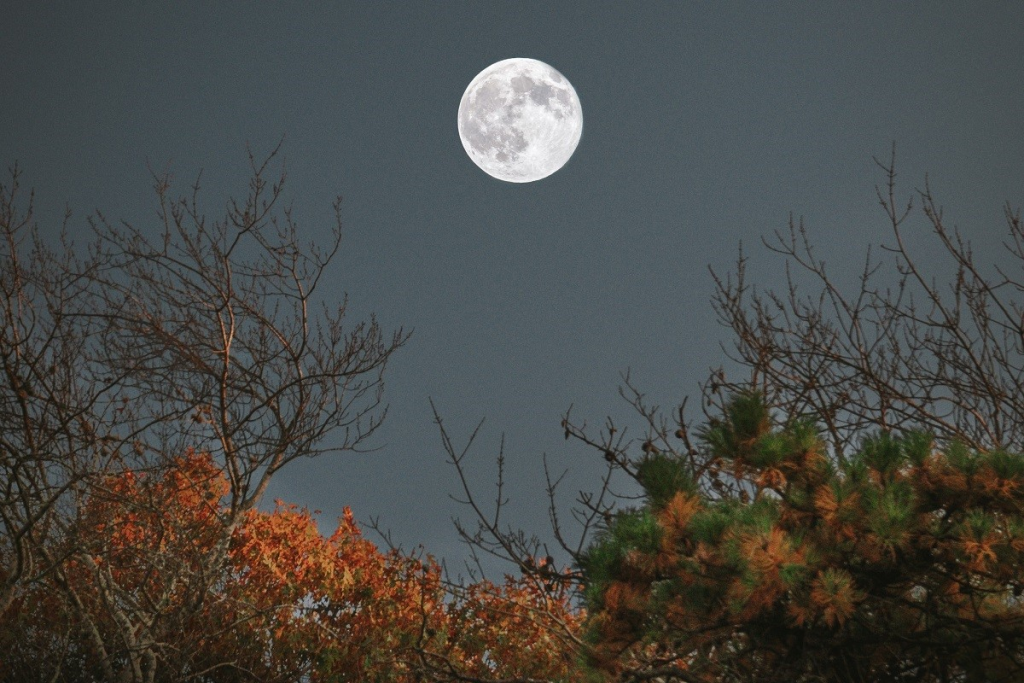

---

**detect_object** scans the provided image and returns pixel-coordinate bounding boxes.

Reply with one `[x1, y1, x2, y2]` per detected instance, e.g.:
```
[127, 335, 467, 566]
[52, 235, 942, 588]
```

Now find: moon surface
[458, 58, 582, 183]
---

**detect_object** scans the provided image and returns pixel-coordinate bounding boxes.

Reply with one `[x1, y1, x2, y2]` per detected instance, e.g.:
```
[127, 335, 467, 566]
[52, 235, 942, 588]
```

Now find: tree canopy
[580, 392, 1024, 682]
[1, 449, 583, 682]
[5, 152, 1024, 683]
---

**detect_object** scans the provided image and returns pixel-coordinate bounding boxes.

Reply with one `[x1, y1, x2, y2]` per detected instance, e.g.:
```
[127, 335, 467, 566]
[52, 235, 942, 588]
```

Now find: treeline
[3, 151, 1024, 682]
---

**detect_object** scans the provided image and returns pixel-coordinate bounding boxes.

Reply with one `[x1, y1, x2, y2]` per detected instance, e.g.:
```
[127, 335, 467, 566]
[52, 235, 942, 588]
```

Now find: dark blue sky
[3, 3, 1023, 571]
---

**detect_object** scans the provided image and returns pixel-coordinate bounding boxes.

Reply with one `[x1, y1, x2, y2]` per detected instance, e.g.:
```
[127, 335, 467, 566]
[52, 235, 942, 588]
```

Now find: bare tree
[440, 374, 734, 589]
[0, 149, 408, 682]
[709, 147, 1024, 460]
[0, 167, 105, 618]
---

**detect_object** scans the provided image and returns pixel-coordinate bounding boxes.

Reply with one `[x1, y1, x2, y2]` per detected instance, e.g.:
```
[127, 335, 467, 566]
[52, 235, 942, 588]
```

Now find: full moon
[458, 58, 582, 183]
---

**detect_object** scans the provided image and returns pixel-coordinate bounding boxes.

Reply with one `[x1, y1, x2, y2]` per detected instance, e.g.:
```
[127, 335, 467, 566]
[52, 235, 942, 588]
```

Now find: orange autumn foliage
[0, 451, 585, 682]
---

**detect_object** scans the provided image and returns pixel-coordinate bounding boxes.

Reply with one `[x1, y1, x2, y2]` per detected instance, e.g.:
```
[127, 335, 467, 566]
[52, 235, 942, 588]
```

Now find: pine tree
[579, 392, 1024, 682]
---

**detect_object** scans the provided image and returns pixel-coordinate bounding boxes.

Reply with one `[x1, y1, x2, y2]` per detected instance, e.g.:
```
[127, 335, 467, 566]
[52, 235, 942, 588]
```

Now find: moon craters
[458, 58, 582, 183]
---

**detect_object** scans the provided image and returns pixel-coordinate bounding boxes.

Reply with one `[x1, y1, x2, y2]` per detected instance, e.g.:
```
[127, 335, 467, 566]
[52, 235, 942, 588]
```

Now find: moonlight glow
[458, 58, 583, 183]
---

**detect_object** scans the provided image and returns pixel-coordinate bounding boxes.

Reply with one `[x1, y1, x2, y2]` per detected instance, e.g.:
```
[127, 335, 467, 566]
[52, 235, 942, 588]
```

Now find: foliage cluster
[580, 393, 1024, 682]
[0, 450, 584, 682]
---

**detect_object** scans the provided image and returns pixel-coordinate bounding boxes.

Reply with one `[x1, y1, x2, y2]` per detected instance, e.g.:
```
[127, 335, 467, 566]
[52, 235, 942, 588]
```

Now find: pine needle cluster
[579, 392, 1024, 682]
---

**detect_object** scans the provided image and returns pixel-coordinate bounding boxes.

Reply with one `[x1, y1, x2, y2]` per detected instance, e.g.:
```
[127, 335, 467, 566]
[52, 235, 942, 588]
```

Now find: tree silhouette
[0, 153, 584, 683]
[709, 148, 1024, 459]
[0, 150, 407, 681]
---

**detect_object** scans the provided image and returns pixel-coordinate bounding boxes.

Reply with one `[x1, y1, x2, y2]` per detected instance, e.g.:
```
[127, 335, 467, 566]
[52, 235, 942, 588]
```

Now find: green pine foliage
[578, 509, 663, 610]
[635, 452, 697, 510]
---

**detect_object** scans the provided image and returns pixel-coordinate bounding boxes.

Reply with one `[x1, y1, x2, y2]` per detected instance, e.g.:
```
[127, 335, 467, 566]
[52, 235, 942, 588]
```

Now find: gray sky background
[3, 3, 1023, 573]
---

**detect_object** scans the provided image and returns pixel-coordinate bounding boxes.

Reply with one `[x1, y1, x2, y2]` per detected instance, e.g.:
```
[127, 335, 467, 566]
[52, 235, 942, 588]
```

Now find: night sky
[3, 3, 1023, 573]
